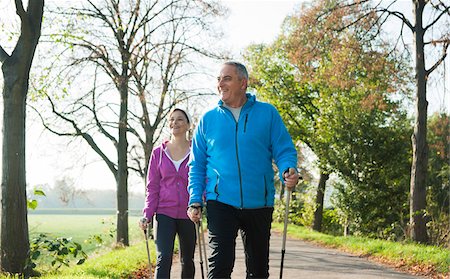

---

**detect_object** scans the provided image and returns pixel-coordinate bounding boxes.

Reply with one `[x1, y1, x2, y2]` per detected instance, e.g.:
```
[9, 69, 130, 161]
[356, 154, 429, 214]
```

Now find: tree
[323, 0, 449, 244]
[245, 0, 412, 236]
[33, 0, 225, 245]
[54, 177, 87, 207]
[245, 42, 329, 231]
[0, 0, 44, 274]
[321, 85, 412, 237]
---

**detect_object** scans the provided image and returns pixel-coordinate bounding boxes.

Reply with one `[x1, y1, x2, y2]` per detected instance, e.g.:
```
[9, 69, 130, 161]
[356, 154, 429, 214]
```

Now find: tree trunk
[343, 218, 349, 237]
[0, 1, 44, 273]
[410, 0, 429, 243]
[312, 171, 329, 232]
[1, 65, 29, 273]
[116, 77, 129, 246]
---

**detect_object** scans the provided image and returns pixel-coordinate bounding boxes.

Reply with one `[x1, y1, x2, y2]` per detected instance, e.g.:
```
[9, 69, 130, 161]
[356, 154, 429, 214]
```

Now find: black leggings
[206, 200, 273, 279]
[154, 214, 196, 279]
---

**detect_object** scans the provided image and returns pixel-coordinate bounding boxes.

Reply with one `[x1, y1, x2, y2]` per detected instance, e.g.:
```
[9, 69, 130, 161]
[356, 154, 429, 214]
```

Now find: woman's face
[169, 110, 189, 136]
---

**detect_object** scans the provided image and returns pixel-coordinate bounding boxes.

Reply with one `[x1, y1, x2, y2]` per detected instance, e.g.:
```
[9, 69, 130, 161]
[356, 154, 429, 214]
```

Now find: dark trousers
[206, 200, 273, 279]
[154, 214, 196, 279]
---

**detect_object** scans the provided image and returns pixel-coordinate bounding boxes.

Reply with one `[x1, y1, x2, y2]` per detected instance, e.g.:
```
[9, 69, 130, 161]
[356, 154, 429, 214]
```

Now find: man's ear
[241, 78, 248, 90]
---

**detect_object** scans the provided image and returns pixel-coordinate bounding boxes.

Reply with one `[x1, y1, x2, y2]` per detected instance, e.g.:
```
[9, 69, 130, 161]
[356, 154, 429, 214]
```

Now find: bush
[26, 233, 87, 273]
[321, 208, 343, 236]
[274, 191, 304, 226]
[427, 211, 450, 248]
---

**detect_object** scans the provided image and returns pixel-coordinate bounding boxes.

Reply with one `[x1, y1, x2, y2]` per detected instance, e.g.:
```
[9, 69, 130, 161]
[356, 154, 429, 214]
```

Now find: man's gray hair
[224, 61, 248, 80]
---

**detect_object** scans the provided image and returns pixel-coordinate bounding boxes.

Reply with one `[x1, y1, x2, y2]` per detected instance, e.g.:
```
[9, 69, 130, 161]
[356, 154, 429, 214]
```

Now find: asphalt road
[170, 231, 423, 279]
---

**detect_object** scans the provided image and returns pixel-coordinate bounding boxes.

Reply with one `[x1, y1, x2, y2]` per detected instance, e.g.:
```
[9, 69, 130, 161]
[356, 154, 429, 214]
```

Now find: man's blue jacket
[188, 93, 297, 209]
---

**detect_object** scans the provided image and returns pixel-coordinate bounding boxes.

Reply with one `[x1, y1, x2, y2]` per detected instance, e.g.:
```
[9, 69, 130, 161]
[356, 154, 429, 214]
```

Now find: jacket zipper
[235, 122, 244, 208]
[222, 106, 244, 208]
[244, 114, 248, 133]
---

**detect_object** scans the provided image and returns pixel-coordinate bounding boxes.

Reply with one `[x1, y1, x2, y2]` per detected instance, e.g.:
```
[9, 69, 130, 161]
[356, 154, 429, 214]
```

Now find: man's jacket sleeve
[270, 108, 297, 182]
[188, 118, 207, 206]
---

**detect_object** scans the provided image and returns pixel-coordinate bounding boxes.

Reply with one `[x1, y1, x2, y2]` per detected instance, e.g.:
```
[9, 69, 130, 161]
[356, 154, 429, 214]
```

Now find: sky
[219, 0, 304, 55]
[1, 0, 449, 194]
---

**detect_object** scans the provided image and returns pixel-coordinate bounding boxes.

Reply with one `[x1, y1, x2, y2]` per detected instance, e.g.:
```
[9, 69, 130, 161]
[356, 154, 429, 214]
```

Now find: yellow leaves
[360, 93, 388, 111]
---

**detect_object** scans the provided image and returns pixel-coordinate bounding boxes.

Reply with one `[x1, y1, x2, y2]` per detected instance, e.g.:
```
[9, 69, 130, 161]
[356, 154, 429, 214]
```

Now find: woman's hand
[139, 217, 151, 230]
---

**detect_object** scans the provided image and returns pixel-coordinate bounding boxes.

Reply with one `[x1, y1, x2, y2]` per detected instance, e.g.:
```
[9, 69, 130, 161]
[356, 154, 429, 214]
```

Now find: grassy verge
[272, 222, 449, 277]
[37, 241, 154, 279]
[0, 241, 154, 279]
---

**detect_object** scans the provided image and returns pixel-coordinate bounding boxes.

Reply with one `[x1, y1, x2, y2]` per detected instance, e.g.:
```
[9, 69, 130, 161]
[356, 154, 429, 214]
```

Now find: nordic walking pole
[195, 221, 205, 279]
[143, 229, 154, 279]
[280, 187, 291, 279]
[199, 219, 208, 273]
[141, 218, 153, 279]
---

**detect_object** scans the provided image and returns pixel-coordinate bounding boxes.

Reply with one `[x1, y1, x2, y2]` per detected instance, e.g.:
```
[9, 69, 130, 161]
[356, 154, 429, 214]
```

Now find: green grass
[272, 222, 450, 275]
[0, 241, 155, 279]
[38, 241, 154, 279]
[27, 213, 144, 275]
[29, 214, 142, 254]
[1, 213, 153, 279]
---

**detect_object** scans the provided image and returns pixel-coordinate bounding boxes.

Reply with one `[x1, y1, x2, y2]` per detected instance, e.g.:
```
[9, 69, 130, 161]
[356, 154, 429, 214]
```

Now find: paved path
[170, 231, 422, 279]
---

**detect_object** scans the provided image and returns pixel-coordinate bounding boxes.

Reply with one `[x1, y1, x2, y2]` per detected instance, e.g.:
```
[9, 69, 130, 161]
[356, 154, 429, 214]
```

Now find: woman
[140, 108, 195, 279]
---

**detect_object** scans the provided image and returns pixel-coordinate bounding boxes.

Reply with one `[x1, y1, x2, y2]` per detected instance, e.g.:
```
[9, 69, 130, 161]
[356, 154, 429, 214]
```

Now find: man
[187, 61, 299, 278]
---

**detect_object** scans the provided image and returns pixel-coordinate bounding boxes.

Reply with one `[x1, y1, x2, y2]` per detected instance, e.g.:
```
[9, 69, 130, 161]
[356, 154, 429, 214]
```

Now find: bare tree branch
[424, 5, 450, 31]
[376, 7, 414, 31]
[14, 0, 26, 18]
[42, 93, 119, 177]
[426, 40, 449, 77]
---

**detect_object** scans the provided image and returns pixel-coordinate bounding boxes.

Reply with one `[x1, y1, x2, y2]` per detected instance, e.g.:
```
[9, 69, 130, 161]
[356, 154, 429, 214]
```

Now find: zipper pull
[244, 114, 248, 133]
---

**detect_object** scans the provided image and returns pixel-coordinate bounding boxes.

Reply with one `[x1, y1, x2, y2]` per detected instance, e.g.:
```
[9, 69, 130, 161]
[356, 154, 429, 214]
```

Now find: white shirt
[164, 148, 189, 171]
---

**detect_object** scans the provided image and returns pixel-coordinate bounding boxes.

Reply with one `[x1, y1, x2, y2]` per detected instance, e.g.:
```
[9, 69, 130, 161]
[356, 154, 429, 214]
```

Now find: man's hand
[187, 203, 202, 223]
[139, 217, 151, 230]
[283, 167, 299, 190]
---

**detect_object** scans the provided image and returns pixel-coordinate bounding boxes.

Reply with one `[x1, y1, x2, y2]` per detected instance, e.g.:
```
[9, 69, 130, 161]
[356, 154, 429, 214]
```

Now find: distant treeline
[27, 184, 145, 212]
[29, 208, 142, 216]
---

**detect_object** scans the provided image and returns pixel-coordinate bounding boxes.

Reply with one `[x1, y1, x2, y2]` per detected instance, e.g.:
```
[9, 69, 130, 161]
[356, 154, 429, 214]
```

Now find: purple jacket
[143, 141, 190, 220]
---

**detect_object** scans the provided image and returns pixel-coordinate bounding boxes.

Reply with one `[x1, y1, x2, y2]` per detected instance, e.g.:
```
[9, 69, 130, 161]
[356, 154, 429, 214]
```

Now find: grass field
[28, 213, 143, 255]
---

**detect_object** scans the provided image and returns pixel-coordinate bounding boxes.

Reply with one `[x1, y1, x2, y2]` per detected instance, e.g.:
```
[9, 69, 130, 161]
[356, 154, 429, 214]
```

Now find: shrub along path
[131, 231, 426, 279]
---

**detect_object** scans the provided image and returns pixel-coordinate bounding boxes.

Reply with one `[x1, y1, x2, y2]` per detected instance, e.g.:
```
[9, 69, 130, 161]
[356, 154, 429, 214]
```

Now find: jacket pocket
[264, 173, 275, 206]
[263, 175, 268, 206]
[214, 174, 220, 200]
[206, 172, 220, 200]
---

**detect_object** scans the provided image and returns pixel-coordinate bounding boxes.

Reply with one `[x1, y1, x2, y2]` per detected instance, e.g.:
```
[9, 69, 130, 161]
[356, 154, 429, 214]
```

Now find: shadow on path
[168, 231, 423, 279]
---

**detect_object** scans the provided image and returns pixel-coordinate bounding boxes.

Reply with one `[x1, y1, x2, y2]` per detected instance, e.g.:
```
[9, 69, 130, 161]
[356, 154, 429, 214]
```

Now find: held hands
[283, 167, 299, 190]
[187, 203, 202, 223]
[139, 217, 151, 230]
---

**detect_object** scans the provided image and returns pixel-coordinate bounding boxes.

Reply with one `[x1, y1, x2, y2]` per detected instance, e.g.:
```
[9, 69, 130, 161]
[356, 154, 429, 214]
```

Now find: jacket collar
[218, 93, 256, 109]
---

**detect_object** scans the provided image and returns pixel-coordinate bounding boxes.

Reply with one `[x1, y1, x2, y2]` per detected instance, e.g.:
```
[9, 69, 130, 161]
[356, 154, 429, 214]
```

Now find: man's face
[217, 64, 247, 105]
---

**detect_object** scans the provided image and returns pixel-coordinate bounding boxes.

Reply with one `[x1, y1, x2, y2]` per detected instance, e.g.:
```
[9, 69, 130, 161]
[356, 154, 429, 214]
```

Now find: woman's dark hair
[171, 108, 190, 124]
